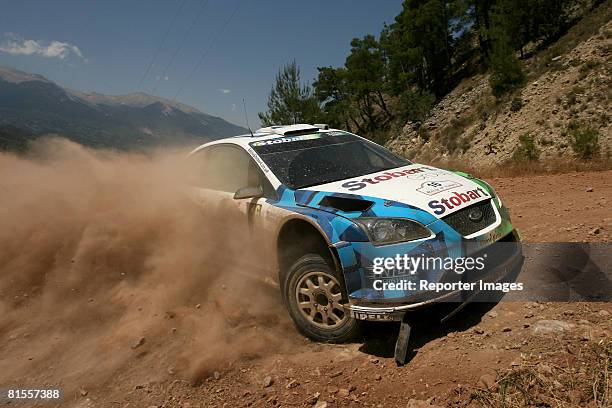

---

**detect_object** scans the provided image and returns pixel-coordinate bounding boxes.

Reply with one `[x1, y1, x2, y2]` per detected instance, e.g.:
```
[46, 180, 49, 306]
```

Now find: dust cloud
[0, 138, 296, 395]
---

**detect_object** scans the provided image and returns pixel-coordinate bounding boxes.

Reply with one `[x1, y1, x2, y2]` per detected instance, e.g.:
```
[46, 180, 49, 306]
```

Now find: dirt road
[1, 163, 610, 408]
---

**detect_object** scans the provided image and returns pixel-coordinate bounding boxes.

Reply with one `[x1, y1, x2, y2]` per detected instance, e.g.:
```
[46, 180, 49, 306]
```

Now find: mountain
[0, 65, 247, 150]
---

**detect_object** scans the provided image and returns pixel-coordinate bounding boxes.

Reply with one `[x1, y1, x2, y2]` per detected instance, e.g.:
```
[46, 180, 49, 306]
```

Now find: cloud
[0, 33, 85, 61]
[218, 89, 231, 94]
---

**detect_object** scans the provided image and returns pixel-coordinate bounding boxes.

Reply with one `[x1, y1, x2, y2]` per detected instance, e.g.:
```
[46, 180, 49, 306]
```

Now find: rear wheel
[284, 254, 360, 342]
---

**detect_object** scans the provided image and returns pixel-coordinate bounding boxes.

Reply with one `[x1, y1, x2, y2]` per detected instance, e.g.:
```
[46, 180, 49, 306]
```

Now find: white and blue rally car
[189, 124, 523, 342]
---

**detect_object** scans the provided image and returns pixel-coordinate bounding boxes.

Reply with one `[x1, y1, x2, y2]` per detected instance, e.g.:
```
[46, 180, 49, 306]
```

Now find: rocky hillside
[387, 1, 612, 168]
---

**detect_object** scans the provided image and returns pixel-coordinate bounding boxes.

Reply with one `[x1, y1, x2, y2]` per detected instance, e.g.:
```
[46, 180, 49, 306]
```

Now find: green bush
[565, 86, 584, 106]
[510, 96, 523, 112]
[513, 133, 539, 161]
[568, 120, 599, 159]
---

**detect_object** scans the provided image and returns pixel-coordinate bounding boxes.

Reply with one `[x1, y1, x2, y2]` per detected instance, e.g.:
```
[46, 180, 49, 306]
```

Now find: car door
[188, 144, 249, 223]
[188, 143, 275, 274]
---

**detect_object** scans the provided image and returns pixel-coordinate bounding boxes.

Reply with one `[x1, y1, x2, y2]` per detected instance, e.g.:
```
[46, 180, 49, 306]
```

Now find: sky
[0, 0, 403, 128]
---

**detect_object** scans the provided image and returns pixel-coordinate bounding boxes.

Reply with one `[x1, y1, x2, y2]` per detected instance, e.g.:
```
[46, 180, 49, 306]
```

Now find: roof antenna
[242, 98, 254, 136]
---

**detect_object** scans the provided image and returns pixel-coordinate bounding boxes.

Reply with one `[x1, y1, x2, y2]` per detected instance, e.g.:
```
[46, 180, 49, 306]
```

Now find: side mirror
[233, 186, 263, 200]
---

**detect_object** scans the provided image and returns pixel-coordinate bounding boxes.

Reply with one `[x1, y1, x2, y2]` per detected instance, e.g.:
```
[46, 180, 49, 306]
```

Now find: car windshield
[249, 131, 410, 189]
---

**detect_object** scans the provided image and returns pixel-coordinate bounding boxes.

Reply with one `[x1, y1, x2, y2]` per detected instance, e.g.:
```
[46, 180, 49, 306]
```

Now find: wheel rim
[295, 271, 348, 329]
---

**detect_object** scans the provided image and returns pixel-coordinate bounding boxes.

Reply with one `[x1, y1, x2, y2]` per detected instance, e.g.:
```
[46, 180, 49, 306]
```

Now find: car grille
[442, 199, 496, 236]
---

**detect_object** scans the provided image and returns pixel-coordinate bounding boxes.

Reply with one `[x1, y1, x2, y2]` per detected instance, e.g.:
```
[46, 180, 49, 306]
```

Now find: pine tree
[258, 61, 321, 126]
[488, 30, 526, 97]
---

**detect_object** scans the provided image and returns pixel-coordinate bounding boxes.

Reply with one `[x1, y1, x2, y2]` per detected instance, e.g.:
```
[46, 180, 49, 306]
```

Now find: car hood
[301, 163, 492, 218]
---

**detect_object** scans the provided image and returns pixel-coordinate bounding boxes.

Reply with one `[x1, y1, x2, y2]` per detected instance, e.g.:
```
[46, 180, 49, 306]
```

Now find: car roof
[190, 124, 341, 154]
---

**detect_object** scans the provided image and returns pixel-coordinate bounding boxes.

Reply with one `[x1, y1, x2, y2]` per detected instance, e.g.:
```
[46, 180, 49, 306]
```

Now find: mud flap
[394, 313, 411, 366]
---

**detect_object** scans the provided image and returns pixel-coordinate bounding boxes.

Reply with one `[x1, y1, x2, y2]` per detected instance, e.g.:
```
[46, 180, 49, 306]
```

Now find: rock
[262, 375, 273, 388]
[474, 328, 485, 335]
[591, 227, 601, 235]
[314, 401, 328, 408]
[286, 379, 298, 389]
[79, 388, 88, 397]
[537, 364, 553, 375]
[407, 398, 442, 408]
[308, 392, 321, 405]
[329, 370, 343, 378]
[131, 337, 146, 349]
[488, 311, 498, 318]
[213, 371, 220, 380]
[374, 374, 382, 381]
[586, 187, 594, 192]
[533, 320, 574, 335]
[167, 366, 175, 375]
[478, 374, 497, 390]
[502, 327, 512, 332]
[551, 55, 562, 61]
[326, 385, 338, 394]
[195, 303, 201, 309]
[338, 388, 350, 397]
[598, 309, 610, 317]
[369, 357, 379, 364]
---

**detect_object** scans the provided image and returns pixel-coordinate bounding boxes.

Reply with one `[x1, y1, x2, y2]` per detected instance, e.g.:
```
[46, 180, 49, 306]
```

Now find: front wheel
[284, 254, 360, 342]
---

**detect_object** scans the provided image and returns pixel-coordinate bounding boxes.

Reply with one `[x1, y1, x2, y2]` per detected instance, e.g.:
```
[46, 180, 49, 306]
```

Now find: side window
[191, 144, 276, 198]
[203, 145, 251, 193]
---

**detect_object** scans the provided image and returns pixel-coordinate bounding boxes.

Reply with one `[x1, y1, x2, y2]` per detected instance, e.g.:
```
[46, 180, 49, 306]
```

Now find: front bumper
[345, 237, 524, 321]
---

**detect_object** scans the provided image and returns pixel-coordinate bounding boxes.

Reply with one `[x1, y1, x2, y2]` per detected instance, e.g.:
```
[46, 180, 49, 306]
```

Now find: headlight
[353, 218, 433, 246]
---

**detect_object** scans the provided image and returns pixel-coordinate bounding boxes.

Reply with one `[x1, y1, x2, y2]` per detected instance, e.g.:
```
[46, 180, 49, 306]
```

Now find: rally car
[188, 124, 523, 342]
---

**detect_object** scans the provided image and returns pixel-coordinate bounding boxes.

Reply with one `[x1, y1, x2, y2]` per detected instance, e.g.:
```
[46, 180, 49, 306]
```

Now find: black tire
[283, 254, 360, 342]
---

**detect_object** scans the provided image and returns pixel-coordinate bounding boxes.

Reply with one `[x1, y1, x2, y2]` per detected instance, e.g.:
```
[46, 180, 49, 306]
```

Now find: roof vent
[256, 124, 321, 136]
